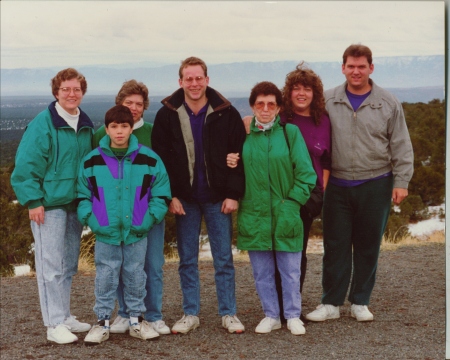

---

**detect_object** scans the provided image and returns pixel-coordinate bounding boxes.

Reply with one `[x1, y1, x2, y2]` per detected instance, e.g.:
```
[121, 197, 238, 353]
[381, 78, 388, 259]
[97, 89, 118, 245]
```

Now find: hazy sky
[1, 1, 446, 69]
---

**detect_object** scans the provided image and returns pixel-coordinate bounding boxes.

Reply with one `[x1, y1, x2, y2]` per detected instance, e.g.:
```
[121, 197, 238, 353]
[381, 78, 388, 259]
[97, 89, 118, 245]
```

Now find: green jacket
[77, 134, 171, 245]
[237, 117, 316, 252]
[11, 101, 94, 211]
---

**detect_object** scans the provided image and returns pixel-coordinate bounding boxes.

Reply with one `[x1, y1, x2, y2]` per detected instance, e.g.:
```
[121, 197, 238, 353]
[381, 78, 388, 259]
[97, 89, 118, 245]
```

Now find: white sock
[130, 316, 139, 325]
[104, 319, 110, 327]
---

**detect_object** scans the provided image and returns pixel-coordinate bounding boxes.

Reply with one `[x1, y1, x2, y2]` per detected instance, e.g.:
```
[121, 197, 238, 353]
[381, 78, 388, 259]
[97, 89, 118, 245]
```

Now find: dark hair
[115, 80, 149, 110]
[105, 105, 134, 128]
[249, 81, 282, 107]
[281, 62, 326, 125]
[179, 56, 208, 79]
[50, 68, 87, 98]
[343, 44, 373, 65]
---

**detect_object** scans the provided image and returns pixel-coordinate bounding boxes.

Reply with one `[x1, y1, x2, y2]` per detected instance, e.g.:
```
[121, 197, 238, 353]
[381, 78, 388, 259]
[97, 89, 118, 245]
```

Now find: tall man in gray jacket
[306, 44, 414, 323]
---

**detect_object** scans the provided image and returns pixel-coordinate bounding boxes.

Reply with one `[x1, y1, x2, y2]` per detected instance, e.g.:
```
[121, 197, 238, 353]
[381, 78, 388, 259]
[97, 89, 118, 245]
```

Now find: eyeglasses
[254, 101, 278, 110]
[183, 76, 206, 85]
[59, 87, 82, 95]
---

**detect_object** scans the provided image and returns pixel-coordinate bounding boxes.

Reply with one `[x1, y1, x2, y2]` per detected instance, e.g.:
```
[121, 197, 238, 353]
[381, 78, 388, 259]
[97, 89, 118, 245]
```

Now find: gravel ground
[0, 243, 445, 360]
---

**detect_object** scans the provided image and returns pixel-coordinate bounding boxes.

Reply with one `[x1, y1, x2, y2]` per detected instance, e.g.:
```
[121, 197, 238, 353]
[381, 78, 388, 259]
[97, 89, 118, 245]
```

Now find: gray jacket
[325, 80, 413, 189]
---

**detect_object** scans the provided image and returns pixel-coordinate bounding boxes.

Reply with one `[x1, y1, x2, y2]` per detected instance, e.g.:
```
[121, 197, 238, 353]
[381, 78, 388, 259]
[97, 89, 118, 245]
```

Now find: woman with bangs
[235, 81, 316, 335]
[279, 63, 331, 300]
[11, 68, 94, 344]
[228, 63, 331, 325]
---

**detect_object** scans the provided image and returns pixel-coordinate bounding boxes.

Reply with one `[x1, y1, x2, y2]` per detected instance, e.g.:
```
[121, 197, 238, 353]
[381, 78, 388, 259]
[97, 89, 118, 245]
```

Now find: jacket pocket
[43, 165, 77, 206]
[237, 200, 259, 238]
[274, 199, 301, 239]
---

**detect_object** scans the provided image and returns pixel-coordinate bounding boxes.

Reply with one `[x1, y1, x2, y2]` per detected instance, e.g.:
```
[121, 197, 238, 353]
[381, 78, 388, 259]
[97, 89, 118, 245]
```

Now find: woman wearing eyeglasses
[236, 81, 316, 335]
[11, 68, 94, 344]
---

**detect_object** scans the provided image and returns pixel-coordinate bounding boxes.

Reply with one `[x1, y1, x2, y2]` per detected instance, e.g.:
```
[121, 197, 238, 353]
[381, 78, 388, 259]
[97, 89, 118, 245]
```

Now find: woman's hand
[226, 153, 240, 168]
[29, 206, 45, 225]
[243, 116, 252, 134]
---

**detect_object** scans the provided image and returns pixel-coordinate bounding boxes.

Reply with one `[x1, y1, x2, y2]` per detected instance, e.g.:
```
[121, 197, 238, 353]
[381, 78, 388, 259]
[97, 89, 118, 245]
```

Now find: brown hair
[105, 105, 134, 128]
[343, 44, 373, 65]
[115, 80, 150, 110]
[179, 57, 208, 79]
[249, 81, 282, 107]
[50, 68, 87, 98]
[281, 62, 326, 125]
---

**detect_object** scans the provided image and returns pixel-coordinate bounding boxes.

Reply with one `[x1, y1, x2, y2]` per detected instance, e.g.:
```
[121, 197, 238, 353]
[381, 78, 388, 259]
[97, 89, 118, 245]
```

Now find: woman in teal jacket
[10, 68, 94, 344]
[237, 82, 316, 336]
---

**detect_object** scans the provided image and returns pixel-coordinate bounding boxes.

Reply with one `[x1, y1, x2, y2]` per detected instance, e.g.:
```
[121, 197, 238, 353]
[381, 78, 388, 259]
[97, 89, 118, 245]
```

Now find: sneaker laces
[154, 320, 166, 329]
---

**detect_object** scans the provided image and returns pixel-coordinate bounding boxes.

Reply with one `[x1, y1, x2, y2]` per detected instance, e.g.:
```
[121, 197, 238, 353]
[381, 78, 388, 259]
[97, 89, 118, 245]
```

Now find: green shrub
[0, 197, 34, 276]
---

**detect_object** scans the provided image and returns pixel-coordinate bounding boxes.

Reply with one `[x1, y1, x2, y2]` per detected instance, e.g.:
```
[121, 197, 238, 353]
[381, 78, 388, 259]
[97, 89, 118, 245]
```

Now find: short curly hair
[281, 62, 326, 125]
[249, 81, 282, 107]
[50, 68, 87, 99]
[115, 80, 150, 110]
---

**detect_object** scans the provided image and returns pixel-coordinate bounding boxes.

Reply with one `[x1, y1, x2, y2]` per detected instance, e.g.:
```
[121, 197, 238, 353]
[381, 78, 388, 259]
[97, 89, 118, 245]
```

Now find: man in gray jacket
[306, 44, 413, 322]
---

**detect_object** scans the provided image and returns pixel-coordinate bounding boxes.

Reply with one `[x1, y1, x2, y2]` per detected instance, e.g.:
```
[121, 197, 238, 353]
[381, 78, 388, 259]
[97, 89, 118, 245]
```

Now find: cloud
[0, 1, 445, 69]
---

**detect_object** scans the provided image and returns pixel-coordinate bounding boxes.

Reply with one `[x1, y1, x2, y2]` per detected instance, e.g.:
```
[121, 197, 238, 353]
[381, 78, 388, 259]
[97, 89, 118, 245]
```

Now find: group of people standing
[10, 44, 413, 345]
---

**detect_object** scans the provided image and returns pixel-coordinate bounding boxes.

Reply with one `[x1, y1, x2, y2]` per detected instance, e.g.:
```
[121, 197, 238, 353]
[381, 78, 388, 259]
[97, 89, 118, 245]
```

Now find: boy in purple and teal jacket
[77, 105, 171, 345]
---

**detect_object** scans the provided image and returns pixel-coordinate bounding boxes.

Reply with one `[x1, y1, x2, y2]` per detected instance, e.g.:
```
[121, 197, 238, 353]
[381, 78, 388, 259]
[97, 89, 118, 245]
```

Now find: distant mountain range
[1, 55, 445, 103]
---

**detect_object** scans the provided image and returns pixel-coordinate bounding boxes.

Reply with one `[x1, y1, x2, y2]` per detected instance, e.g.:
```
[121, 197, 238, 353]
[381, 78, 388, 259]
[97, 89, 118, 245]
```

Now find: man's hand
[226, 153, 240, 168]
[29, 206, 45, 225]
[392, 188, 408, 205]
[243, 116, 252, 134]
[169, 197, 186, 215]
[221, 198, 238, 214]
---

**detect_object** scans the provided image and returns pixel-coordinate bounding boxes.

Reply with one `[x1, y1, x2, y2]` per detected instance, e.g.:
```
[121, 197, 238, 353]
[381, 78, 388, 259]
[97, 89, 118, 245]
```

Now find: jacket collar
[161, 86, 231, 113]
[250, 115, 281, 133]
[334, 79, 384, 108]
[48, 100, 94, 130]
[98, 133, 140, 157]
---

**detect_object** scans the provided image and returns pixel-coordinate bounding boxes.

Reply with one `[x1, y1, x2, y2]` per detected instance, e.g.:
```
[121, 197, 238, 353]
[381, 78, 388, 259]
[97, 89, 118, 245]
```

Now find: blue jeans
[94, 238, 147, 320]
[249, 250, 302, 319]
[116, 220, 165, 321]
[176, 199, 237, 316]
[31, 209, 82, 327]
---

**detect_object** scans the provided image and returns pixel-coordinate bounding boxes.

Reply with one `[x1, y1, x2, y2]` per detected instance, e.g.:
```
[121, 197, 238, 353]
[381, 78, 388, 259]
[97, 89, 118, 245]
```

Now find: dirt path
[0, 243, 445, 359]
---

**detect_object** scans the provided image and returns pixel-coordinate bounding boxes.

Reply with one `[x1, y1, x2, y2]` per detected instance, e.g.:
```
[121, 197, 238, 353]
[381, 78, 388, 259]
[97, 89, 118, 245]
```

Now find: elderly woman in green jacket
[237, 82, 316, 336]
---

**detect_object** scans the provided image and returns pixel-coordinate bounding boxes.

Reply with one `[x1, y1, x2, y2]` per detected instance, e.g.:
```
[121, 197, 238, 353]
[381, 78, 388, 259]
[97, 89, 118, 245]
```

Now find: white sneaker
[305, 304, 340, 322]
[47, 324, 78, 344]
[222, 315, 245, 333]
[63, 315, 91, 333]
[150, 320, 171, 335]
[171, 315, 200, 334]
[130, 319, 160, 340]
[351, 304, 374, 322]
[84, 323, 110, 345]
[110, 315, 129, 334]
[255, 317, 281, 334]
[287, 318, 306, 335]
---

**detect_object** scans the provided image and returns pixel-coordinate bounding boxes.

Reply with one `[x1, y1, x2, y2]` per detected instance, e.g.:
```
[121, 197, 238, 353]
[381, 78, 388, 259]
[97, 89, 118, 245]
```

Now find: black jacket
[152, 87, 246, 203]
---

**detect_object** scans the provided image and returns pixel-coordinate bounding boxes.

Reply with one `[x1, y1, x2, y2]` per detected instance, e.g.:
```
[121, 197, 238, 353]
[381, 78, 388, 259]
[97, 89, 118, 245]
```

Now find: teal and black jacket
[77, 134, 171, 245]
[11, 101, 94, 211]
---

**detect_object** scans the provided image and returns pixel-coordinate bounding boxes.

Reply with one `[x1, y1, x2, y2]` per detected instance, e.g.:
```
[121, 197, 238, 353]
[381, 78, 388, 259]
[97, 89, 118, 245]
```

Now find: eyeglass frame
[182, 76, 207, 85]
[254, 101, 278, 111]
[59, 87, 83, 95]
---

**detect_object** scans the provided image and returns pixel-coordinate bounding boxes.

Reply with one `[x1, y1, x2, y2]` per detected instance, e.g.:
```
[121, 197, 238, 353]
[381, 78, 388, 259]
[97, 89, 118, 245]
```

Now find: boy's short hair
[105, 105, 134, 127]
